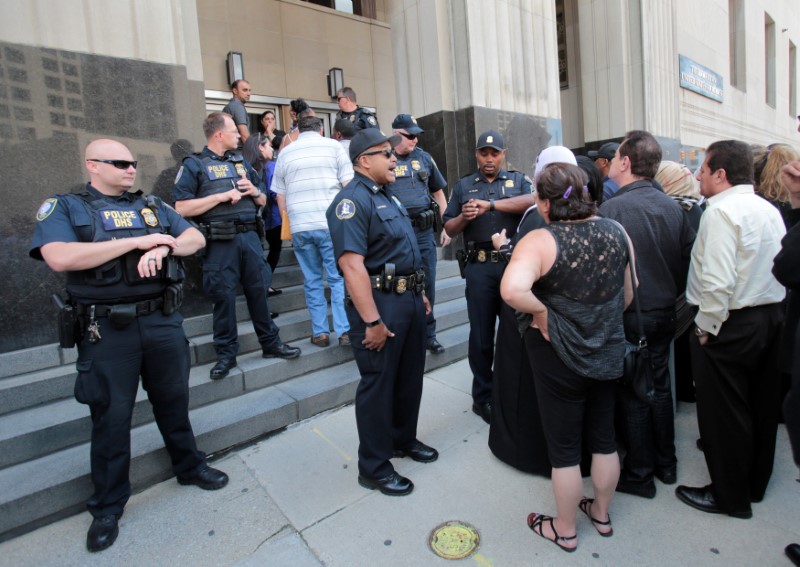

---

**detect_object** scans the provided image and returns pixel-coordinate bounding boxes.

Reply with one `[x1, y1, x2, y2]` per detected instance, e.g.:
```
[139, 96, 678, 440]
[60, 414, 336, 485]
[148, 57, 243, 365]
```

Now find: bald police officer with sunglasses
[390, 114, 450, 355]
[30, 139, 228, 553]
[327, 129, 438, 497]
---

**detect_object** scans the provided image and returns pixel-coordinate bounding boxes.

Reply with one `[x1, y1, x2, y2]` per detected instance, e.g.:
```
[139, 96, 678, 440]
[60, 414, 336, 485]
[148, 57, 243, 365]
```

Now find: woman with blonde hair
[755, 143, 799, 228]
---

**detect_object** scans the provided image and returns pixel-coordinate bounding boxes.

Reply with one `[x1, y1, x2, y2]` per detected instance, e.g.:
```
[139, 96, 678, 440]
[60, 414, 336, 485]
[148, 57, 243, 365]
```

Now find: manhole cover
[429, 521, 480, 560]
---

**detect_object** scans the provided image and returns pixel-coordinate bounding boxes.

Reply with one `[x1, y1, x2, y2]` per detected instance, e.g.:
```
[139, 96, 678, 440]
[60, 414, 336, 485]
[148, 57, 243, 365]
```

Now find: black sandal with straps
[579, 497, 614, 537]
[527, 513, 577, 552]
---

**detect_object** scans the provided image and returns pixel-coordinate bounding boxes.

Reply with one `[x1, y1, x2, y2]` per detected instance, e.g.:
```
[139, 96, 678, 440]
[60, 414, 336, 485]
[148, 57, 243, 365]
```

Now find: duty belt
[198, 221, 257, 241]
[369, 271, 425, 294]
[470, 250, 502, 263]
[76, 298, 164, 317]
[410, 209, 435, 231]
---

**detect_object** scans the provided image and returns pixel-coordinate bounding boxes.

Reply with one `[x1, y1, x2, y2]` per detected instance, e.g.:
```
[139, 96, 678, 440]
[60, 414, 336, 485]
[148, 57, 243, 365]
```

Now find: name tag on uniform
[100, 209, 144, 230]
[206, 163, 238, 180]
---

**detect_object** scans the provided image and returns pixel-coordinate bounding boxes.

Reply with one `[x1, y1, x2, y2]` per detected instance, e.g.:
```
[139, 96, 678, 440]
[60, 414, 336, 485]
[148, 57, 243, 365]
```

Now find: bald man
[30, 139, 229, 553]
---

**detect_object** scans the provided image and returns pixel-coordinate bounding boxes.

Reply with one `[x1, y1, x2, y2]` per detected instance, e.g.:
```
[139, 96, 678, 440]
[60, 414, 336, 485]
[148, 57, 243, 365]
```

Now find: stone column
[577, 0, 680, 156]
[389, 0, 563, 185]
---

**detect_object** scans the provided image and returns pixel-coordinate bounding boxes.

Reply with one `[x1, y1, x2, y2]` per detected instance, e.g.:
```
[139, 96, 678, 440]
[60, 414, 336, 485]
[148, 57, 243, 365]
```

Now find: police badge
[140, 207, 159, 227]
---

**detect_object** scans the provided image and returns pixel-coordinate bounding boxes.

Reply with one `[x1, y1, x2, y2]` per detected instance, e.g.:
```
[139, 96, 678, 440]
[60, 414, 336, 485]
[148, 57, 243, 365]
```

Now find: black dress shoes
[786, 543, 800, 566]
[675, 484, 752, 519]
[616, 477, 656, 499]
[210, 358, 236, 380]
[427, 338, 445, 354]
[87, 515, 119, 552]
[655, 467, 677, 485]
[263, 343, 301, 359]
[358, 471, 414, 496]
[177, 465, 229, 491]
[393, 440, 439, 463]
[472, 402, 491, 424]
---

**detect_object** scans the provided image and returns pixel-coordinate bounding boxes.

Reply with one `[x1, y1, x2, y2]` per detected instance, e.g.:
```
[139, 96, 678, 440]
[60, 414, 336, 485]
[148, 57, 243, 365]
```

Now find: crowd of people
[28, 77, 800, 562]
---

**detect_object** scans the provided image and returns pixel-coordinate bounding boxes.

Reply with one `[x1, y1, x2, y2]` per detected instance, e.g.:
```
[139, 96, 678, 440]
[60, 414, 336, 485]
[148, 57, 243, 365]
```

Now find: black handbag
[613, 221, 656, 403]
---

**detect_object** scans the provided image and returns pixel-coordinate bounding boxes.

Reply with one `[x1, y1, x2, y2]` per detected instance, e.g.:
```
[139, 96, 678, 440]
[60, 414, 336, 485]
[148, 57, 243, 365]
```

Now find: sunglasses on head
[399, 132, 417, 141]
[87, 159, 138, 170]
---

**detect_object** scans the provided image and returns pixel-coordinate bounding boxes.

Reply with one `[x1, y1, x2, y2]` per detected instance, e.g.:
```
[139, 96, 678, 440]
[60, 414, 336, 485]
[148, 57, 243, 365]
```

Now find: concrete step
[0, 262, 464, 415]
[0, 321, 471, 541]
[0, 294, 470, 468]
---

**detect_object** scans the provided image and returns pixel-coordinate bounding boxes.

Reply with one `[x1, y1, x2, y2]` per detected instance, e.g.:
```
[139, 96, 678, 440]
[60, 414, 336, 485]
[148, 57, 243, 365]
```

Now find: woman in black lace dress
[502, 163, 634, 553]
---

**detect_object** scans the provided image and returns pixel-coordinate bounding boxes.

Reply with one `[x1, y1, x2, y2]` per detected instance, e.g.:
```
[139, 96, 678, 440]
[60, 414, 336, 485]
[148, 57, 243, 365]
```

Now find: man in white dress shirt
[675, 140, 786, 519]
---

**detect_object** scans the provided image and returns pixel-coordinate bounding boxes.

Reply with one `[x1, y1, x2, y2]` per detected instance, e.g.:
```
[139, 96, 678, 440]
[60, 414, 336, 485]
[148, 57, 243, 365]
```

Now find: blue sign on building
[679, 55, 723, 103]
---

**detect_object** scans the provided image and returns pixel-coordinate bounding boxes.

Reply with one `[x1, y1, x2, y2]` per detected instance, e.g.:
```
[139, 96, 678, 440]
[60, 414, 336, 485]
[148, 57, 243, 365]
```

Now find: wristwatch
[694, 326, 708, 337]
[365, 317, 382, 328]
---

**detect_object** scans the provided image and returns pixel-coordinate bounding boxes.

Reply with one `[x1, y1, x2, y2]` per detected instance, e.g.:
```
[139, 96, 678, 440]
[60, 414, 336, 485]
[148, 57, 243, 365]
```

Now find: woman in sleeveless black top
[502, 164, 635, 552]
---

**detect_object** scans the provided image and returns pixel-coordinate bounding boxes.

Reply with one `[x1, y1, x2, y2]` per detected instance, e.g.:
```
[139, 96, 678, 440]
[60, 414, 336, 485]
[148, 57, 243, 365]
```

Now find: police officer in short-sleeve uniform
[443, 130, 534, 424]
[326, 129, 438, 497]
[389, 114, 449, 354]
[173, 112, 300, 381]
[29, 139, 228, 553]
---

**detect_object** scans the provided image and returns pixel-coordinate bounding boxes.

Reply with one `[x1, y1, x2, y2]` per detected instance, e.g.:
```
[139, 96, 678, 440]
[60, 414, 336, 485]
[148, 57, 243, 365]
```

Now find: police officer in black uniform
[174, 112, 300, 380]
[389, 113, 450, 354]
[30, 139, 229, 553]
[326, 129, 438, 496]
[336, 86, 380, 131]
[443, 130, 535, 424]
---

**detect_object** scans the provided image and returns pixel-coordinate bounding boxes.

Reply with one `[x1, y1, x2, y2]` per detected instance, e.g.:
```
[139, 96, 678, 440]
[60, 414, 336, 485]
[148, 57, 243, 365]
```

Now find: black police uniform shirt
[173, 147, 260, 223]
[443, 169, 533, 243]
[336, 107, 380, 131]
[326, 172, 422, 275]
[390, 147, 447, 217]
[29, 183, 191, 303]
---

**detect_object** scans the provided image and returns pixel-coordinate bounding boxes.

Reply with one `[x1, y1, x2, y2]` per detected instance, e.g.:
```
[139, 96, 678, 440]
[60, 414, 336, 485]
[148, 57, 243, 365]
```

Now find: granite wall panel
[0, 41, 206, 353]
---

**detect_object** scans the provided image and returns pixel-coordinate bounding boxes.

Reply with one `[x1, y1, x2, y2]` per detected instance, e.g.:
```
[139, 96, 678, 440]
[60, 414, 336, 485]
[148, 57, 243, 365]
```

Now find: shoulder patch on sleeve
[36, 198, 58, 221]
[174, 165, 184, 185]
[335, 199, 356, 220]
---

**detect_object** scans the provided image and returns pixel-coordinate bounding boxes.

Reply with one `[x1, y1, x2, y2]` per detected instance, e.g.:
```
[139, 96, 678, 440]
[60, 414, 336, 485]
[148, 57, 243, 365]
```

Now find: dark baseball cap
[588, 142, 620, 160]
[349, 129, 402, 162]
[391, 114, 424, 134]
[476, 130, 505, 151]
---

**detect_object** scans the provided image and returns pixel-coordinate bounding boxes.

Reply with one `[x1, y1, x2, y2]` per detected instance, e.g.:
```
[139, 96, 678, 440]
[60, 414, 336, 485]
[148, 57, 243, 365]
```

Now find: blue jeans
[292, 230, 349, 337]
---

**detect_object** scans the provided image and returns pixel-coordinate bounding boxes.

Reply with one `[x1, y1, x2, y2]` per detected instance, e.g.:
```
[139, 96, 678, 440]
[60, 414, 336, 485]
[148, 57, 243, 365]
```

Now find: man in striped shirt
[273, 116, 354, 347]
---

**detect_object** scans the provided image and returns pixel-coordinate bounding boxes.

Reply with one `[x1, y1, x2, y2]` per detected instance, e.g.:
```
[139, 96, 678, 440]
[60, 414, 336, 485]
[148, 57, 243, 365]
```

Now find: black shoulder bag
[611, 220, 656, 403]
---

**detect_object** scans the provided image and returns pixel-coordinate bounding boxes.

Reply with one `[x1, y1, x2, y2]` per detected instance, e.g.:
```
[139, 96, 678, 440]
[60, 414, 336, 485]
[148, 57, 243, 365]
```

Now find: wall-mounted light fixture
[227, 51, 244, 85]
[327, 67, 344, 99]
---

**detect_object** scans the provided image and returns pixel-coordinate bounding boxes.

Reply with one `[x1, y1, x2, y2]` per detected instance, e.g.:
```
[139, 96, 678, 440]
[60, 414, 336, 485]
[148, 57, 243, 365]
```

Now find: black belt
[369, 272, 425, 294]
[76, 298, 164, 317]
[199, 221, 257, 241]
[469, 250, 502, 263]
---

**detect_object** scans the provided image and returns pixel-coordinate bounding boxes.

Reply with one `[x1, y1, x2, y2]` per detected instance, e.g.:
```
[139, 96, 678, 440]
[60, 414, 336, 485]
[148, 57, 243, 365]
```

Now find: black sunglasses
[361, 149, 394, 159]
[87, 159, 138, 170]
[399, 132, 417, 141]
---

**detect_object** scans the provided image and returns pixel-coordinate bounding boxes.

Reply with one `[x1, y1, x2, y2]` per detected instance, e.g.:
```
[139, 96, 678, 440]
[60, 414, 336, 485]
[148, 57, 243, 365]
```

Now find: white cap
[534, 146, 577, 182]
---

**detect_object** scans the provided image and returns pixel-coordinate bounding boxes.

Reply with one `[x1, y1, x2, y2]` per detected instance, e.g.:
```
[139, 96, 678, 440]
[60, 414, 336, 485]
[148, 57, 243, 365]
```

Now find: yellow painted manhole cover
[429, 521, 480, 560]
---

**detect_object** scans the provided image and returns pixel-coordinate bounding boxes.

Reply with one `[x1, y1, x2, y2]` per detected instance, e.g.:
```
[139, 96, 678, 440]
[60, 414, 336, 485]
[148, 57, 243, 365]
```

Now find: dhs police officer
[326, 129, 438, 496]
[336, 86, 380, 131]
[30, 139, 228, 553]
[174, 112, 300, 380]
[443, 130, 534, 424]
[390, 113, 450, 354]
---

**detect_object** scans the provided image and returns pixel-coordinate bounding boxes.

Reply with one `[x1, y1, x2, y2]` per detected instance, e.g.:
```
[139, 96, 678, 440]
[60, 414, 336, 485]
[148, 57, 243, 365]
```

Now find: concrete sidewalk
[2, 359, 799, 566]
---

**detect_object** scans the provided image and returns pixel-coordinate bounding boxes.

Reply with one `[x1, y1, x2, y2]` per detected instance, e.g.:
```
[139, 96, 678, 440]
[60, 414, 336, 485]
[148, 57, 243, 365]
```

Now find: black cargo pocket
[73, 360, 108, 407]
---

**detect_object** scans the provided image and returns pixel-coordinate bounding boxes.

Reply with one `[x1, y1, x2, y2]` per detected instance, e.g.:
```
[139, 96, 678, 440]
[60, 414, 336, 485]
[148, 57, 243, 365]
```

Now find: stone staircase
[0, 247, 470, 541]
